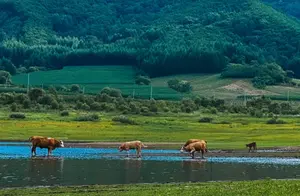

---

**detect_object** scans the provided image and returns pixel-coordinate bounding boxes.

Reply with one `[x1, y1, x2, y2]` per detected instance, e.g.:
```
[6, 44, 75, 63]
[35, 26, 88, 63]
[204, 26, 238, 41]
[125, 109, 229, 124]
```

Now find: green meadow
[12, 66, 182, 100]
[1, 111, 300, 149]
[1, 180, 299, 196]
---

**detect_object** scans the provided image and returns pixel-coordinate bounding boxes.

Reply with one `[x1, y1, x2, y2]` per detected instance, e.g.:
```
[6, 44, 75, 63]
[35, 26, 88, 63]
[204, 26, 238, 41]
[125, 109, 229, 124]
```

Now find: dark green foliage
[1, 0, 300, 80]
[135, 75, 151, 85]
[9, 113, 25, 119]
[168, 79, 192, 93]
[10, 103, 18, 112]
[60, 110, 69, 116]
[0, 71, 11, 84]
[266, 117, 287, 124]
[112, 115, 137, 125]
[221, 63, 256, 78]
[28, 88, 45, 101]
[70, 84, 80, 93]
[0, 58, 16, 75]
[100, 87, 122, 98]
[252, 63, 290, 89]
[199, 117, 213, 123]
[75, 114, 99, 122]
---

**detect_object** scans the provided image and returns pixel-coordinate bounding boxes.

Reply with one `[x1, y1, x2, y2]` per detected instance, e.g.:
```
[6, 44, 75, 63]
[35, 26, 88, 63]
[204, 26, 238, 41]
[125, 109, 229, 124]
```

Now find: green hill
[1, 0, 300, 79]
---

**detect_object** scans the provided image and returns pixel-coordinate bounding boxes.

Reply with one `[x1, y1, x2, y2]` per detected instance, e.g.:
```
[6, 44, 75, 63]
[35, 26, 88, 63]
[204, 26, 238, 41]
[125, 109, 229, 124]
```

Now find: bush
[135, 75, 151, 85]
[9, 113, 26, 119]
[10, 103, 18, 112]
[266, 117, 287, 124]
[100, 87, 122, 97]
[28, 88, 45, 101]
[199, 117, 213, 123]
[167, 79, 192, 93]
[75, 114, 100, 122]
[60, 110, 69, 116]
[112, 115, 137, 125]
[70, 84, 80, 92]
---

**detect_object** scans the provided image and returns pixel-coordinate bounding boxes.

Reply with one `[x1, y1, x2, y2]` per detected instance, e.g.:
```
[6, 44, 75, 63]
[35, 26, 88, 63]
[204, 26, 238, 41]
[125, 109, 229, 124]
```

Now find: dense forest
[0, 0, 300, 88]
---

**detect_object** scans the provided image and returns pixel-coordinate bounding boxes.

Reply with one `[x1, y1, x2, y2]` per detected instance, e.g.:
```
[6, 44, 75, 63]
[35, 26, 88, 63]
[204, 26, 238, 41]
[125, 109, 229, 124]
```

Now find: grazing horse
[118, 141, 147, 158]
[181, 141, 208, 159]
[180, 139, 207, 152]
[246, 142, 257, 152]
[30, 136, 64, 156]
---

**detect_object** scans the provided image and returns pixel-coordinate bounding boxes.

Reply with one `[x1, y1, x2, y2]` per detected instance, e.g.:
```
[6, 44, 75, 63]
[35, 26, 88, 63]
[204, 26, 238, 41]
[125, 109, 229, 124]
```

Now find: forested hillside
[0, 0, 300, 88]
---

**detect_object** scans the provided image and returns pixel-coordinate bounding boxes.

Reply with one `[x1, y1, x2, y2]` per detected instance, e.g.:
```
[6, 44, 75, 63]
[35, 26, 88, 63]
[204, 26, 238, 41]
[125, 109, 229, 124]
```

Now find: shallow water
[0, 143, 300, 188]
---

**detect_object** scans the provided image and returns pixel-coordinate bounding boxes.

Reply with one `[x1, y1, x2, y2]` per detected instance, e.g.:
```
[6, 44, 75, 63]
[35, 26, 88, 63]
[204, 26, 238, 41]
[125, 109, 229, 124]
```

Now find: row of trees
[0, 86, 299, 117]
[0, 0, 300, 82]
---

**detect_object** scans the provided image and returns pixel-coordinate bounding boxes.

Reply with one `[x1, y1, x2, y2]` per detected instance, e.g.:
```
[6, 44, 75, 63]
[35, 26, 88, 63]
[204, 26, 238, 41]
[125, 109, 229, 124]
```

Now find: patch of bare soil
[219, 80, 275, 95]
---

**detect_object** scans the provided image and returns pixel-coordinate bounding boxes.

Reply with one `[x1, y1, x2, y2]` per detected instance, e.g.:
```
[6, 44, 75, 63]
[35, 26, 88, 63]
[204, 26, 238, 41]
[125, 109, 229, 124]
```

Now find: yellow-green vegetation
[1, 111, 300, 149]
[1, 180, 299, 196]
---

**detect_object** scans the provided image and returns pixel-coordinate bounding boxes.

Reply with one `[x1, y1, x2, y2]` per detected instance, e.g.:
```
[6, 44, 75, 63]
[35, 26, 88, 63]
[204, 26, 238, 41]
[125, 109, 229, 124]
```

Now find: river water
[0, 142, 300, 187]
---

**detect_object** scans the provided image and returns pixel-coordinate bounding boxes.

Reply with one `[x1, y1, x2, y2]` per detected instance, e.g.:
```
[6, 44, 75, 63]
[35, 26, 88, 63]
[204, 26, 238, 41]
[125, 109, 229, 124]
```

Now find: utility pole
[243, 91, 246, 106]
[150, 85, 153, 100]
[27, 73, 30, 93]
[132, 89, 135, 99]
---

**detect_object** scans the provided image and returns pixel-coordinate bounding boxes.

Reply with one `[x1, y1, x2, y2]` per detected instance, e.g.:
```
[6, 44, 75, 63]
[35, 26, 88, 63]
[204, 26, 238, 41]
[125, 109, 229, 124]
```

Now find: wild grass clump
[199, 117, 213, 123]
[75, 113, 100, 122]
[9, 113, 26, 119]
[60, 110, 69, 116]
[112, 115, 137, 125]
[266, 117, 287, 124]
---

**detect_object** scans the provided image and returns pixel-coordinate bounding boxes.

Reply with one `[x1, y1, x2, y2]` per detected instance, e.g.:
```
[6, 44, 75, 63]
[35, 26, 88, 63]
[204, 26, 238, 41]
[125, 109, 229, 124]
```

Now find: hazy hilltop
[0, 0, 300, 88]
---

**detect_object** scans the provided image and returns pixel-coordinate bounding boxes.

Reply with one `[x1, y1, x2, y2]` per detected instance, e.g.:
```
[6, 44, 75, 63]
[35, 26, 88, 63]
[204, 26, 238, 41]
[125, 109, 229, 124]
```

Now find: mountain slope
[1, 0, 300, 78]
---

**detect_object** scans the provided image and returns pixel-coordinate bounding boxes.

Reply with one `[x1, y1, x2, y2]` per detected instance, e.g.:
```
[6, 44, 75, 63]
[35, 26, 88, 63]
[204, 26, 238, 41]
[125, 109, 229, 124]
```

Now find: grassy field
[1, 180, 299, 196]
[1, 111, 300, 149]
[10, 66, 300, 100]
[12, 66, 182, 100]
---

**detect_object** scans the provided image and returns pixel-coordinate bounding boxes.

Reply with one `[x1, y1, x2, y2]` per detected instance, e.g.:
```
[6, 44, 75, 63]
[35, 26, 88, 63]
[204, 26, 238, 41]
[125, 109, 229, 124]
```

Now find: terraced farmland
[12, 66, 183, 100]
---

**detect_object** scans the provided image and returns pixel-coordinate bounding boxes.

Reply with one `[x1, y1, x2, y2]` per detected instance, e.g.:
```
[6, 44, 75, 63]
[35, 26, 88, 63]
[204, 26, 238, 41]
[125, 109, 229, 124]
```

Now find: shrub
[60, 110, 69, 116]
[70, 84, 80, 92]
[28, 88, 45, 101]
[266, 117, 287, 124]
[51, 100, 59, 109]
[75, 114, 100, 122]
[0, 70, 11, 84]
[100, 87, 122, 97]
[167, 79, 192, 93]
[135, 75, 151, 85]
[10, 103, 18, 112]
[112, 115, 137, 125]
[23, 99, 31, 109]
[199, 117, 213, 123]
[214, 120, 232, 124]
[9, 113, 26, 119]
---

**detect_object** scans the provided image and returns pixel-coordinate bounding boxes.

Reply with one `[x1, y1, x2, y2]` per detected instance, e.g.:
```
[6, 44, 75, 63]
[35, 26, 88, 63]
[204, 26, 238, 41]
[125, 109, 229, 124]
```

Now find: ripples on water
[0, 143, 300, 188]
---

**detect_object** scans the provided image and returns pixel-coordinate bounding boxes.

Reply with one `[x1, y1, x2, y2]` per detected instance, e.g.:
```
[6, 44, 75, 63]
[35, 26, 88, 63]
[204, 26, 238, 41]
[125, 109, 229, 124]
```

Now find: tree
[28, 88, 45, 101]
[0, 58, 16, 75]
[0, 71, 11, 84]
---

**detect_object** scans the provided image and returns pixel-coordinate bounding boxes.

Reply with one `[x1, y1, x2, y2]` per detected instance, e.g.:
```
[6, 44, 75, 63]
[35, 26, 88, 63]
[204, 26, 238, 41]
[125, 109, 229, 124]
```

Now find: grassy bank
[1, 180, 299, 196]
[1, 111, 300, 149]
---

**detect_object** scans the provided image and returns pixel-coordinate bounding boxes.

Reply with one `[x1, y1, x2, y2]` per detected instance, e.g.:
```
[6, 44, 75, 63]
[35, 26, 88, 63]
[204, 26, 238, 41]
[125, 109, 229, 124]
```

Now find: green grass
[1, 111, 300, 149]
[1, 180, 299, 196]
[12, 66, 183, 100]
